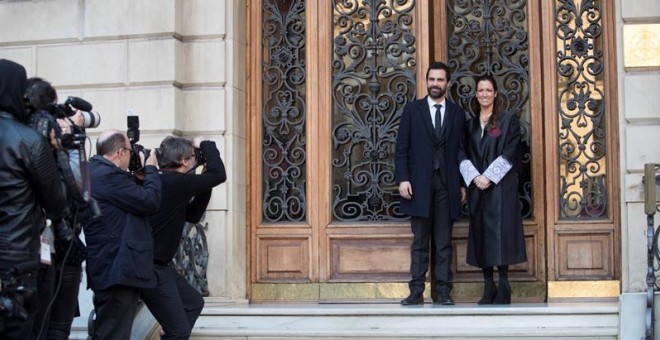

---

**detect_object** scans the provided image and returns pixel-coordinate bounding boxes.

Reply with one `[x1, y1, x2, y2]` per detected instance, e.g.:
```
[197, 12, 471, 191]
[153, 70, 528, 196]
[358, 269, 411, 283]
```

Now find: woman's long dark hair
[473, 74, 501, 130]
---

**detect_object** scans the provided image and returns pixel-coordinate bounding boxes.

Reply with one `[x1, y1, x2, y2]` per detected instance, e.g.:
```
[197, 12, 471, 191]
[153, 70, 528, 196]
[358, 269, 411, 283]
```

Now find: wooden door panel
[554, 226, 616, 279]
[256, 235, 312, 282]
[328, 234, 411, 282]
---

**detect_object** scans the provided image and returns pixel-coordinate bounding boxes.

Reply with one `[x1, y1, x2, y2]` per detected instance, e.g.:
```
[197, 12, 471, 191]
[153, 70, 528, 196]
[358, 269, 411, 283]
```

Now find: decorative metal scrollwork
[262, 0, 308, 223]
[445, 0, 533, 218]
[172, 222, 209, 296]
[556, 0, 608, 219]
[331, 0, 416, 221]
[644, 164, 660, 340]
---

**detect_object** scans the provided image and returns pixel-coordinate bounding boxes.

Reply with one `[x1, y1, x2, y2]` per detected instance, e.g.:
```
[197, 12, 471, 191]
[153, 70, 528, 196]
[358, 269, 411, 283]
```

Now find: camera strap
[54, 149, 85, 204]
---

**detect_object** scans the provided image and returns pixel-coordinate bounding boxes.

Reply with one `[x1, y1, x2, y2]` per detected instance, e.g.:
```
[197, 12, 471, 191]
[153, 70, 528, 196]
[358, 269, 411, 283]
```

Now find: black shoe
[437, 292, 455, 305]
[493, 281, 511, 305]
[477, 281, 498, 305]
[400, 292, 424, 305]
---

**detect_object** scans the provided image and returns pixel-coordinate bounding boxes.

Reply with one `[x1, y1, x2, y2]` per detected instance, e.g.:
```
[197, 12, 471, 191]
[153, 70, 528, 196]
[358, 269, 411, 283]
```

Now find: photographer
[85, 129, 161, 339]
[0, 60, 67, 339]
[22, 77, 92, 339]
[140, 136, 226, 339]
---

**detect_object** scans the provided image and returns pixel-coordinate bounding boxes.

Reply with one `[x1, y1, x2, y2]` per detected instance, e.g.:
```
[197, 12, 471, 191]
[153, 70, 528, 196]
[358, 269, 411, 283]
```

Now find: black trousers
[140, 265, 204, 340]
[47, 262, 82, 339]
[408, 171, 454, 294]
[20, 263, 55, 340]
[91, 285, 140, 340]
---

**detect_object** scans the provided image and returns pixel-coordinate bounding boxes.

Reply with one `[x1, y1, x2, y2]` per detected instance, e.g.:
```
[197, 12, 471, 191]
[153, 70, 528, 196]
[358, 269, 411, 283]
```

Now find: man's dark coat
[395, 96, 466, 219]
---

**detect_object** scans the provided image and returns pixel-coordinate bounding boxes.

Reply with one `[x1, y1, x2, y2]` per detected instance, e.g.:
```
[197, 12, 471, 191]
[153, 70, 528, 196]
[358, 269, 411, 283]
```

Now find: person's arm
[482, 115, 520, 184]
[197, 140, 227, 187]
[182, 140, 227, 222]
[395, 103, 414, 199]
[395, 103, 412, 184]
[29, 137, 67, 217]
[460, 159, 480, 186]
[186, 189, 212, 223]
[108, 165, 162, 216]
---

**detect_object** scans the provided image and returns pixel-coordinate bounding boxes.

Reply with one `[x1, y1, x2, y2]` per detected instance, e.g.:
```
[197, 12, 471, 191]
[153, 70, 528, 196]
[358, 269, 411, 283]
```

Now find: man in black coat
[84, 129, 161, 339]
[140, 136, 226, 339]
[395, 61, 467, 305]
[0, 59, 67, 339]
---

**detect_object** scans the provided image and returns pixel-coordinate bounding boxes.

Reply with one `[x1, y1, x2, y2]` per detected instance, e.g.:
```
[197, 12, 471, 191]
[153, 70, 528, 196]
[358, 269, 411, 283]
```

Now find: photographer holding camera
[140, 136, 226, 339]
[85, 129, 161, 339]
[0, 60, 67, 339]
[22, 77, 99, 339]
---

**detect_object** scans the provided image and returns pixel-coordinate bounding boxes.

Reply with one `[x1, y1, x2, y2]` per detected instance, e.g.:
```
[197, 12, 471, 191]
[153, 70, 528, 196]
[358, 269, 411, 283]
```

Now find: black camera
[127, 115, 150, 173]
[46, 96, 101, 129]
[0, 262, 39, 320]
[194, 147, 207, 166]
[27, 96, 100, 150]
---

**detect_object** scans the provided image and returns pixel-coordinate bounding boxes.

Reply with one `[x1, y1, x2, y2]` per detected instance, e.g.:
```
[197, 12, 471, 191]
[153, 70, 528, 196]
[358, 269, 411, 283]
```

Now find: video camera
[127, 114, 151, 173]
[24, 80, 102, 242]
[28, 96, 101, 150]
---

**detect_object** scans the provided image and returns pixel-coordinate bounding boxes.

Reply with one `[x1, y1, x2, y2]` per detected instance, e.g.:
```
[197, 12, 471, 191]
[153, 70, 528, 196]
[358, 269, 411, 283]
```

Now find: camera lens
[82, 111, 101, 128]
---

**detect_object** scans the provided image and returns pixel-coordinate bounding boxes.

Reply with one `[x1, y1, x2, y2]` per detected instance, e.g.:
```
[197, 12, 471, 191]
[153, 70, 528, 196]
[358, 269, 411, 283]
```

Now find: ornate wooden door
[247, 0, 619, 302]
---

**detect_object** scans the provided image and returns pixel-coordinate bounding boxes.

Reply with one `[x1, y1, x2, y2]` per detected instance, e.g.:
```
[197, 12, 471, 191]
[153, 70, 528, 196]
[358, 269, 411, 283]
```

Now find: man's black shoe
[436, 293, 455, 305]
[400, 292, 424, 305]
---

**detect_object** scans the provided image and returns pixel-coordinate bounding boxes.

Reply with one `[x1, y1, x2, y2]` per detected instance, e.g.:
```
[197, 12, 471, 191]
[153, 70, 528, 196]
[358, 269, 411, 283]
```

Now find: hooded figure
[0, 59, 28, 120]
[0, 59, 67, 339]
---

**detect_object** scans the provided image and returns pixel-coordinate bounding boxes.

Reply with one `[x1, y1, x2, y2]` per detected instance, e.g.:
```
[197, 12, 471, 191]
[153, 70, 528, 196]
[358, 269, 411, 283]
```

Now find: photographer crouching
[22, 77, 101, 339]
[0, 60, 67, 339]
[85, 129, 161, 339]
[140, 136, 226, 339]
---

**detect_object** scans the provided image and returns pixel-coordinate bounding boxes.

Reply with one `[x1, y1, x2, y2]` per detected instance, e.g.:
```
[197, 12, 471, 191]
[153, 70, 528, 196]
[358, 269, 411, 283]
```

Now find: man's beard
[428, 86, 446, 99]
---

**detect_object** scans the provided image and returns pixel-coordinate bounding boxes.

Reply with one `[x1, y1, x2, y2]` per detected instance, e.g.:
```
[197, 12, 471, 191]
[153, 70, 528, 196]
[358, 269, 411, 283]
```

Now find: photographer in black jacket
[0, 60, 67, 339]
[21, 77, 91, 339]
[140, 136, 226, 339]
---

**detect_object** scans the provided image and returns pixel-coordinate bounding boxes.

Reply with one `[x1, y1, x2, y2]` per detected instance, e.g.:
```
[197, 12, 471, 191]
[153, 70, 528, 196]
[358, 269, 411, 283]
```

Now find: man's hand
[68, 110, 85, 127]
[48, 129, 62, 149]
[145, 149, 158, 167]
[399, 181, 413, 200]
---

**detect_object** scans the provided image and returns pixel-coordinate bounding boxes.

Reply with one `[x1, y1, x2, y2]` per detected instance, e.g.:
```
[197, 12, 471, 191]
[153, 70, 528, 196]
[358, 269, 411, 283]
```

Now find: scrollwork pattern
[556, 0, 607, 219]
[445, 0, 533, 218]
[331, 0, 416, 221]
[172, 222, 210, 296]
[262, 0, 308, 222]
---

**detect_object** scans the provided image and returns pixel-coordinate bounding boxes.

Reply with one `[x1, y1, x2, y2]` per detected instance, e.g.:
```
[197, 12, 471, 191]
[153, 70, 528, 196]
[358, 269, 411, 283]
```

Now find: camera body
[0, 262, 38, 320]
[194, 147, 207, 166]
[46, 96, 101, 129]
[127, 115, 150, 173]
[28, 96, 100, 150]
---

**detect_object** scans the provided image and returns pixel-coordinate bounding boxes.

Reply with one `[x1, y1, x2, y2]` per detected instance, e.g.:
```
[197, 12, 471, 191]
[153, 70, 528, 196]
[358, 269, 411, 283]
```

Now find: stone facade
[618, 0, 660, 337]
[0, 0, 248, 314]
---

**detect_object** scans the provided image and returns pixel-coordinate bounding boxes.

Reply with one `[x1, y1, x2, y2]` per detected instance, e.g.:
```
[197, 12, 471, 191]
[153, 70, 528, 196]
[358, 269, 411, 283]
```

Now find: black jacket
[0, 59, 67, 269]
[395, 96, 467, 219]
[84, 156, 162, 290]
[149, 140, 227, 265]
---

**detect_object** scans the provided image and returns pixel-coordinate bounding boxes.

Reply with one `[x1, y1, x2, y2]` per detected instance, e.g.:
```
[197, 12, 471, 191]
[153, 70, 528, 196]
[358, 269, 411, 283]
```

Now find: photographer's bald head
[97, 129, 132, 170]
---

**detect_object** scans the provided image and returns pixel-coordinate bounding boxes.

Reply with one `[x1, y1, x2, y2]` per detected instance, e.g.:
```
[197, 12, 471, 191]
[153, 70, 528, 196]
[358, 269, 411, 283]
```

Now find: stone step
[191, 301, 619, 339]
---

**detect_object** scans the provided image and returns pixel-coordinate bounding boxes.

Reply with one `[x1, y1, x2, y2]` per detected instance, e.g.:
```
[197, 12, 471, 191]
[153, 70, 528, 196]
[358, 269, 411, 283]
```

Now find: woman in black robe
[459, 75, 527, 304]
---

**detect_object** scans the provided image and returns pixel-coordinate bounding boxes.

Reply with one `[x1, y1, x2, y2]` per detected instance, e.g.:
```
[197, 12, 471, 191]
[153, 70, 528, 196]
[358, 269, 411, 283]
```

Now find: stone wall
[618, 0, 660, 293]
[617, 0, 660, 338]
[0, 0, 247, 302]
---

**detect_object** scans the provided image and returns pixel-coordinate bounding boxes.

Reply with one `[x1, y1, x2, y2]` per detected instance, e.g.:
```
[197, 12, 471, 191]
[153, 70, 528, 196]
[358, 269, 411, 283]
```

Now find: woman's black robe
[463, 111, 527, 268]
